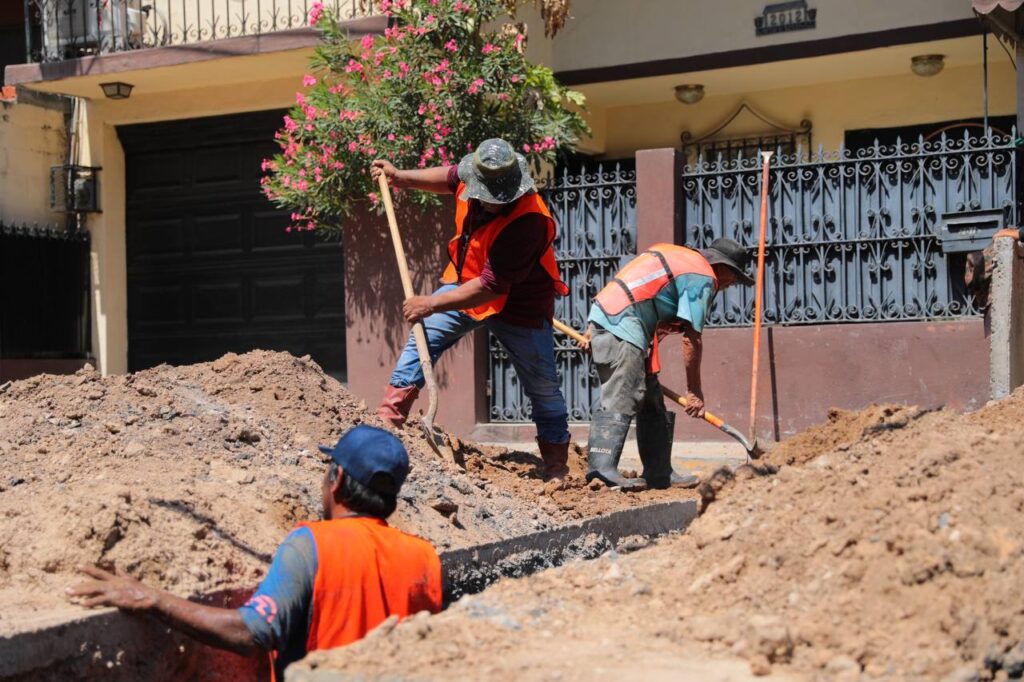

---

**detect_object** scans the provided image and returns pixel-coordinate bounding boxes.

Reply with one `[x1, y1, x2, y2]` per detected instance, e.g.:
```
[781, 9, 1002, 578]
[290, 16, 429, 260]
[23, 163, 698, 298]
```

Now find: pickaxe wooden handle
[551, 318, 760, 457]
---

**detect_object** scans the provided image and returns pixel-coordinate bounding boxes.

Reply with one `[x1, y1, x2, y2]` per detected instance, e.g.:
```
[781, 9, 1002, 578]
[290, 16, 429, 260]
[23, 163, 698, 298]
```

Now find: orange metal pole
[749, 151, 773, 442]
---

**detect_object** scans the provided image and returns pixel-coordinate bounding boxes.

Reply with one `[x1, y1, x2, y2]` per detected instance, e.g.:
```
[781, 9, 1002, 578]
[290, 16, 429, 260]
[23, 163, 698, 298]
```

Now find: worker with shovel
[582, 239, 754, 490]
[66, 425, 442, 680]
[370, 138, 572, 483]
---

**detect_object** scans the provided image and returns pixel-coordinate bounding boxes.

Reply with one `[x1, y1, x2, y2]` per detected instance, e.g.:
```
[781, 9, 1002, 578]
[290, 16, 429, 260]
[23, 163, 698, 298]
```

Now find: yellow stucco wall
[595, 61, 1016, 159]
[0, 100, 65, 226]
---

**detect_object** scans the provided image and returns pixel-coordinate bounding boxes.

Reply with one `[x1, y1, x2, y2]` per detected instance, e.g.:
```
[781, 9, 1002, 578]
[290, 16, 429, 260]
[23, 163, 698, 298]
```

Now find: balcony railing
[24, 0, 374, 63]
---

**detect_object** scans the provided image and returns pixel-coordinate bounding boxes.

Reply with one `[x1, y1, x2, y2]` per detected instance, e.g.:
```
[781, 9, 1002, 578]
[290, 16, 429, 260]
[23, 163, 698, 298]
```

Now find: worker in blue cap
[67, 425, 442, 680]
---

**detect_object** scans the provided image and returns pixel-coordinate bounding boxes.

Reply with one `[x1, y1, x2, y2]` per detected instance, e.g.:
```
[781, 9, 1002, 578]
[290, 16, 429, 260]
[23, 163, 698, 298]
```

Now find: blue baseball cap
[318, 425, 409, 493]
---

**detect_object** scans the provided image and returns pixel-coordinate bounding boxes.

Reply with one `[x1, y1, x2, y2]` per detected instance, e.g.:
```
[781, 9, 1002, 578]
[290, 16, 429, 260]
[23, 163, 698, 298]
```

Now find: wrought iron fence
[24, 0, 372, 62]
[683, 129, 1018, 326]
[488, 163, 637, 423]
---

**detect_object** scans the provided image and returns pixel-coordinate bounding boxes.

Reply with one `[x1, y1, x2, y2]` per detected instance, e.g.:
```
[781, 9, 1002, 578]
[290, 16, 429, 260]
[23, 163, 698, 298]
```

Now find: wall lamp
[910, 55, 945, 77]
[674, 84, 706, 105]
[100, 82, 134, 99]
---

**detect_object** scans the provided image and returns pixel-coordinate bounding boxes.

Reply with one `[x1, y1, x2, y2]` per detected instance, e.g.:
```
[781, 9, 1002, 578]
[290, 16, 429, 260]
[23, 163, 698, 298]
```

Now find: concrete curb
[440, 499, 698, 604]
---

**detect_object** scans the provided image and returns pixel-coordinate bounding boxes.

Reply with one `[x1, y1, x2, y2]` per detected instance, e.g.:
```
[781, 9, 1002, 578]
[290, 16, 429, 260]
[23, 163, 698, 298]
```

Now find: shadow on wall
[342, 200, 460, 390]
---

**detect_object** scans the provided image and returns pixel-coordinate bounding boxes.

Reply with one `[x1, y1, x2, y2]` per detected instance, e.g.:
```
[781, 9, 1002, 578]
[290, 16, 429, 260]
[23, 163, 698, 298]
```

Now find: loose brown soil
[0, 351, 695, 635]
[293, 391, 1024, 682]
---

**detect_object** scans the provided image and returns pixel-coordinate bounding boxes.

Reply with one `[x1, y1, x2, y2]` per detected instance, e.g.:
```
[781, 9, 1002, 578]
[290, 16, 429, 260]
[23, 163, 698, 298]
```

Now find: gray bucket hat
[457, 138, 535, 205]
[701, 237, 756, 286]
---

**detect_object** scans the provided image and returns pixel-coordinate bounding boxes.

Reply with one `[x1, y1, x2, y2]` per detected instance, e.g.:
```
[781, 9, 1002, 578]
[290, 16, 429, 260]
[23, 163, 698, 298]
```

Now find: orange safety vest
[441, 183, 568, 320]
[593, 244, 717, 374]
[300, 517, 441, 656]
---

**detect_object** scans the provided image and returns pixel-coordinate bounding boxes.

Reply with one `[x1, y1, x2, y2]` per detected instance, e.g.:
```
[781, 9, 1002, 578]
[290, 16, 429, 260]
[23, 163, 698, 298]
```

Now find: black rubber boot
[637, 409, 673, 489]
[639, 411, 699, 489]
[585, 411, 641, 489]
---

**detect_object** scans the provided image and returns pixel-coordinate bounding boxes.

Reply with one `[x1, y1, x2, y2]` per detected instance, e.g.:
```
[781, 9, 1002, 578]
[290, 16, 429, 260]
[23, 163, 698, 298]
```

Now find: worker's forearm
[429, 278, 501, 313]
[393, 167, 452, 194]
[148, 590, 259, 656]
[681, 330, 703, 394]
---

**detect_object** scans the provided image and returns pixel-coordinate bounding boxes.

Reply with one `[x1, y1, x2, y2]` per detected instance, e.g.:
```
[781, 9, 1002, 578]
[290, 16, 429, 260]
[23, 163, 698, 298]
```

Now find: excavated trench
[0, 500, 698, 681]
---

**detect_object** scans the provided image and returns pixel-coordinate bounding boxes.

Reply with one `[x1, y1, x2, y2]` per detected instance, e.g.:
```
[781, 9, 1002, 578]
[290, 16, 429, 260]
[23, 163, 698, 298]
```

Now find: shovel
[551, 318, 762, 459]
[377, 174, 455, 460]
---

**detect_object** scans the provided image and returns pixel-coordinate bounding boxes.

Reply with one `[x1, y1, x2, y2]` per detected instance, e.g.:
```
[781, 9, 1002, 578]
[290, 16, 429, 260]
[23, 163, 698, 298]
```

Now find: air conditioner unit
[40, 0, 144, 60]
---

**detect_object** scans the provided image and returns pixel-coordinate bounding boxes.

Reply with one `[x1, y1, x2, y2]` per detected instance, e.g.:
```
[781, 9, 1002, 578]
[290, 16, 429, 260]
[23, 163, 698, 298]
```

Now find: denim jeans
[389, 285, 570, 444]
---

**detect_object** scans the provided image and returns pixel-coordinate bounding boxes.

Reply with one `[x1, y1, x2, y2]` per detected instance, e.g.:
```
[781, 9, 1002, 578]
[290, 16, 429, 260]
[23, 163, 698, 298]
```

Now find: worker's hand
[576, 325, 593, 352]
[684, 390, 705, 419]
[371, 160, 402, 188]
[65, 565, 157, 612]
[403, 295, 436, 323]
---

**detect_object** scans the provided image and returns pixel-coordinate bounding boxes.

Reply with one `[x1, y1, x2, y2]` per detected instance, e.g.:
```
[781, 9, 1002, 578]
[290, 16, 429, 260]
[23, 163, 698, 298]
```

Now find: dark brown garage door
[119, 110, 346, 380]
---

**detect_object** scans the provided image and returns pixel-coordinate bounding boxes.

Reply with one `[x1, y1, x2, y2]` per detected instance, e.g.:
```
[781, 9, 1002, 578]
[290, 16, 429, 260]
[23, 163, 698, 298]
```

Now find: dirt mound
[764, 403, 928, 467]
[293, 389, 1024, 681]
[0, 351, 695, 634]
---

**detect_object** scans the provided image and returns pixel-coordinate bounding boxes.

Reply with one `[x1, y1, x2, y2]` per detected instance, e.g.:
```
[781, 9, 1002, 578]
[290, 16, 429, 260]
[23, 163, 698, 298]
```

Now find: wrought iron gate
[683, 130, 1017, 326]
[488, 163, 637, 423]
[1, 223, 91, 359]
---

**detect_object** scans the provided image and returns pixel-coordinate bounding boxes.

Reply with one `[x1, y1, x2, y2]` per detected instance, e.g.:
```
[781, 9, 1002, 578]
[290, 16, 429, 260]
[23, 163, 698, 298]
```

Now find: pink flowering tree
[261, 0, 589, 234]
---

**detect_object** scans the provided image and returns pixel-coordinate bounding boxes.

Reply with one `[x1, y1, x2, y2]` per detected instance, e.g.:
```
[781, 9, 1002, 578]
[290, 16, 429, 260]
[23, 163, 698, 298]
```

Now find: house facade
[3, 0, 1018, 442]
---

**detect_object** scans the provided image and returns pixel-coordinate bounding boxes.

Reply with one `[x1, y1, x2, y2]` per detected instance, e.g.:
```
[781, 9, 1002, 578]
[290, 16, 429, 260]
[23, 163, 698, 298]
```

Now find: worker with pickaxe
[370, 139, 573, 483]
[579, 239, 754, 489]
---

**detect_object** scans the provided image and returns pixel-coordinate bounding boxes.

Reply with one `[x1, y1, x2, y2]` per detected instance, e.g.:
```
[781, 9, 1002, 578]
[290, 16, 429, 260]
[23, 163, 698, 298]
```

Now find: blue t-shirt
[588, 272, 717, 351]
[238, 527, 317, 678]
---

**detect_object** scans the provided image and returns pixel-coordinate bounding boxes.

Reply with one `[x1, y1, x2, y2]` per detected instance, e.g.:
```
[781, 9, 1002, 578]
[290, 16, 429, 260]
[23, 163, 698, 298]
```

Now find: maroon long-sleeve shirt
[446, 166, 556, 328]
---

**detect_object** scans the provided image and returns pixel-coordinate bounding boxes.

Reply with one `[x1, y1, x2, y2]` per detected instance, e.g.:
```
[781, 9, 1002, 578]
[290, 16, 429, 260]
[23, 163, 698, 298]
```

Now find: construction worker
[370, 138, 572, 482]
[66, 425, 442, 680]
[582, 239, 754, 490]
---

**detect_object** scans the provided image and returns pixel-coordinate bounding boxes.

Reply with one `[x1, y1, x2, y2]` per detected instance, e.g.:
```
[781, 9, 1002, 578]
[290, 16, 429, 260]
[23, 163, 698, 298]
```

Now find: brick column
[635, 148, 684, 249]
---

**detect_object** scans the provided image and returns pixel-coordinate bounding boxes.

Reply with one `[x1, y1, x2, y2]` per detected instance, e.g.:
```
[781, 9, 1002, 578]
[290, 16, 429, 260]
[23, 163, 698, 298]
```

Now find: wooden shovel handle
[377, 174, 439, 427]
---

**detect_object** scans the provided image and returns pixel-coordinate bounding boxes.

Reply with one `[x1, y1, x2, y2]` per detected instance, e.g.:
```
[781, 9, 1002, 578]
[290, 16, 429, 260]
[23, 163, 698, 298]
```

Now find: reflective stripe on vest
[299, 517, 442, 655]
[441, 182, 569, 321]
[593, 244, 715, 317]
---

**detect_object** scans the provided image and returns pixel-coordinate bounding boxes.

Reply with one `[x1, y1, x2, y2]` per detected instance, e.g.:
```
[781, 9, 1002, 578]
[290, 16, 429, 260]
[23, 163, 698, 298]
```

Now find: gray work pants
[590, 328, 667, 419]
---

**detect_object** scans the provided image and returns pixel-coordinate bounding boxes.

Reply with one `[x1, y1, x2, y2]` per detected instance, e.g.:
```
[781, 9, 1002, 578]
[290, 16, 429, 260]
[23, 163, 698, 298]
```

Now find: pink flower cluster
[287, 212, 317, 233]
[467, 78, 484, 94]
[523, 136, 556, 154]
[308, 1, 324, 25]
[482, 43, 499, 55]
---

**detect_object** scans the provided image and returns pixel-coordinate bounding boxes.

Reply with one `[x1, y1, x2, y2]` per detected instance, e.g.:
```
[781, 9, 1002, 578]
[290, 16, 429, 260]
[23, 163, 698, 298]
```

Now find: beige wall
[0, 100, 65, 226]
[550, 0, 976, 73]
[596, 60, 1016, 158]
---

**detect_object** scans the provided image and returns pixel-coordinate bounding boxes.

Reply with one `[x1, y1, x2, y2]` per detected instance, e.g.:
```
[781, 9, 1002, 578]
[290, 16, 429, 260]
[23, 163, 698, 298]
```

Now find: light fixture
[99, 82, 134, 99]
[674, 84, 705, 105]
[910, 55, 945, 77]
